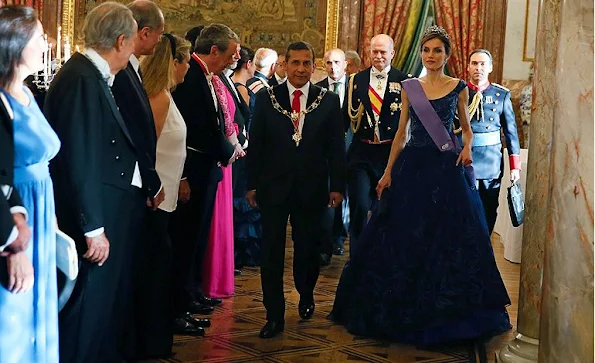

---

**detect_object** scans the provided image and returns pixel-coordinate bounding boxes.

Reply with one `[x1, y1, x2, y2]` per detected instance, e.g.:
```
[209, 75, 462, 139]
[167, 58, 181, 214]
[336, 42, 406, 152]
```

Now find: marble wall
[503, 0, 537, 80]
[534, 0, 594, 361]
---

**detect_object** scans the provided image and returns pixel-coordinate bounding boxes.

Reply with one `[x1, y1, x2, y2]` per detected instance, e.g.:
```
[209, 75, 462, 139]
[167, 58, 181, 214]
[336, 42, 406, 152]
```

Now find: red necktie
[291, 89, 302, 129]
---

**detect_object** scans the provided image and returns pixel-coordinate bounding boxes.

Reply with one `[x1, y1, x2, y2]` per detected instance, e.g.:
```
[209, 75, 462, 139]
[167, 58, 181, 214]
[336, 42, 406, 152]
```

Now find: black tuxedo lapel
[72, 53, 134, 147]
[190, 58, 220, 128]
[274, 82, 291, 114]
[306, 83, 321, 109]
[97, 78, 135, 147]
[125, 63, 151, 112]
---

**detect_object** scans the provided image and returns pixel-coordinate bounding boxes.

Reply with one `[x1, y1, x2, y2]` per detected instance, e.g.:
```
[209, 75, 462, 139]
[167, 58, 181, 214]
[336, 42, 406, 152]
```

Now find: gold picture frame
[522, 0, 540, 62]
[324, 0, 340, 52]
[61, 0, 76, 47]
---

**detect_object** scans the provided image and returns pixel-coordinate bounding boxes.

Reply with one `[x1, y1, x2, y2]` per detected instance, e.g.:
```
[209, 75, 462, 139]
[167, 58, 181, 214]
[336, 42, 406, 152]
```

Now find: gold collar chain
[267, 87, 328, 123]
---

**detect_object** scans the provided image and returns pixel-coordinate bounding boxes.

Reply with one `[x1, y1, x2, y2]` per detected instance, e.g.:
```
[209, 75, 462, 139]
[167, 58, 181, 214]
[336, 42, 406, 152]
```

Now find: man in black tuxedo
[345, 34, 410, 256]
[246, 41, 346, 339]
[0, 94, 30, 255]
[316, 48, 350, 264]
[268, 53, 286, 86]
[110, 1, 190, 357]
[169, 23, 240, 330]
[44, 3, 143, 362]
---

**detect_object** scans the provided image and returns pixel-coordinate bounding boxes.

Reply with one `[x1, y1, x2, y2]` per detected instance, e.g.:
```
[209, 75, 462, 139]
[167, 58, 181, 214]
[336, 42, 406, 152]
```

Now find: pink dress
[202, 76, 237, 298]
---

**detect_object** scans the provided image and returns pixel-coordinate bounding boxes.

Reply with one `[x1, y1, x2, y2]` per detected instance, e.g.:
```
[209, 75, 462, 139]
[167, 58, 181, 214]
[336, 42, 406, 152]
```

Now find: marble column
[499, 0, 594, 362]
[537, 0, 594, 362]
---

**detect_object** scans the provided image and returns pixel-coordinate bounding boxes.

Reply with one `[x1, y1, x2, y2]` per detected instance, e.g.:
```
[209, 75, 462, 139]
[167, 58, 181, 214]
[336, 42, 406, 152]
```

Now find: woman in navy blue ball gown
[330, 26, 511, 346]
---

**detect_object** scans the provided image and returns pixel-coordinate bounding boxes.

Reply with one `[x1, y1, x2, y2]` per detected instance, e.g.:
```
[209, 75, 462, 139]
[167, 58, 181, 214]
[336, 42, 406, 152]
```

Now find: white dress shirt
[275, 73, 287, 84]
[369, 65, 391, 141]
[328, 74, 346, 106]
[83, 48, 142, 237]
[286, 81, 310, 146]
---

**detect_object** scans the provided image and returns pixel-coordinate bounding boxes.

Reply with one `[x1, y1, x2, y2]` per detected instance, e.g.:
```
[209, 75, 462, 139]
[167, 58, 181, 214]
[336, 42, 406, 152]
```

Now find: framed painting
[75, 0, 340, 58]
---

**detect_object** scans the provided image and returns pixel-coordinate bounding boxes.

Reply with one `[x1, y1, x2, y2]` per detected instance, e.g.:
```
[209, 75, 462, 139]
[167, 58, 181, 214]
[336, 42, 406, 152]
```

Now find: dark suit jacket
[111, 62, 161, 199]
[347, 67, 409, 140]
[246, 82, 346, 208]
[45, 53, 138, 249]
[219, 74, 249, 146]
[0, 96, 23, 244]
[172, 57, 234, 181]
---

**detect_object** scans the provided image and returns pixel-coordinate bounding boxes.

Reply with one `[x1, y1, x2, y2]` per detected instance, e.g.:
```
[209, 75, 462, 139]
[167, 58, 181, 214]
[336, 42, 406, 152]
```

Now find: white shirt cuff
[153, 184, 163, 199]
[10, 206, 28, 223]
[1, 226, 19, 251]
[84, 227, 104, 238]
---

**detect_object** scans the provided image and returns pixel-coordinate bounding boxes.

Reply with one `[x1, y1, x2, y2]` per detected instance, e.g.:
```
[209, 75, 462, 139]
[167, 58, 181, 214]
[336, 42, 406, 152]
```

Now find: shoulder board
[491, 83, 510, 92]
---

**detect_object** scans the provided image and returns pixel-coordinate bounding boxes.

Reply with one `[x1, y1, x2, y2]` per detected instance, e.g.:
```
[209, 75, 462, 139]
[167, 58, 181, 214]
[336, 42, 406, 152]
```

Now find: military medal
[485, 95, 493, 104]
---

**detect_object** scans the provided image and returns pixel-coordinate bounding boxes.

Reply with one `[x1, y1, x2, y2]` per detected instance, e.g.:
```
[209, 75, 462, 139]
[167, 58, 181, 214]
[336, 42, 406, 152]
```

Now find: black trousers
[59, 186, 145, 363]
[129, 208, 174, 358]
[260, 200, 325, 322]
[477, 178, 502, 236]
[169, 162, 220, 315]
[319, 202, 347, 256]
[346, 141, 391, 255]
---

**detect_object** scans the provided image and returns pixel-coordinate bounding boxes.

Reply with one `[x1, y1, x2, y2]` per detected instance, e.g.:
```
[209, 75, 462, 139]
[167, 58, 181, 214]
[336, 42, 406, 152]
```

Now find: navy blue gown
[330, 80, 511, 346]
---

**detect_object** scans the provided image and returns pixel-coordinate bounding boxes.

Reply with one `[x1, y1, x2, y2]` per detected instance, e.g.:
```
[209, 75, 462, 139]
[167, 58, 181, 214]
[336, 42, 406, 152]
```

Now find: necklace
[267, 87, 328, 146]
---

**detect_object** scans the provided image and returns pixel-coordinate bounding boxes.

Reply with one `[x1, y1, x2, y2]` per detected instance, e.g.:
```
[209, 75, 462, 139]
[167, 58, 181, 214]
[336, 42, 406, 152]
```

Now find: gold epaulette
[347, 73, 365, 133]
[491, 83, 510, 92]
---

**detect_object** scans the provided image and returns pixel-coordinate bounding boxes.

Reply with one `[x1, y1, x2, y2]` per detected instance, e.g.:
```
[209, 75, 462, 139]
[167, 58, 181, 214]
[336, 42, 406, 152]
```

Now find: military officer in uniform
[457, 49, 521, 235]
[345, 34, 409, 255]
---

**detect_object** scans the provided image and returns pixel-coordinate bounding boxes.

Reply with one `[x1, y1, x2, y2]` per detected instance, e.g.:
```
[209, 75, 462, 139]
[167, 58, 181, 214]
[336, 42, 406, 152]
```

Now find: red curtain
[433, 0, 485, 79]
[359, 0, 413, 67]
[0, 0, 43, 17]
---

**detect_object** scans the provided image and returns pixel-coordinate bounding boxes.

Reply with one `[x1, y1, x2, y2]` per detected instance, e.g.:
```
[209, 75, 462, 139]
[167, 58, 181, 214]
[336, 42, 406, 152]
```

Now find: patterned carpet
[146, 234, 520, 363]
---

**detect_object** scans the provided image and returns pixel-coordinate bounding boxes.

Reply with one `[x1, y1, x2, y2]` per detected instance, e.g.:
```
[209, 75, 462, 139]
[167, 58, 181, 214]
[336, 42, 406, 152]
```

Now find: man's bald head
[323, 48, 347, 81]
[369, 34, 395, 71]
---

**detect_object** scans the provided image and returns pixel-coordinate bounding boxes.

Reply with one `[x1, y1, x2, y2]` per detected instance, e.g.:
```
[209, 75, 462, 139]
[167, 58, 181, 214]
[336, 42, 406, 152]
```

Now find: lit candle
[43, 34, 49, 81]
[63, 36, 71, 62]
[57, 26, 61, 61]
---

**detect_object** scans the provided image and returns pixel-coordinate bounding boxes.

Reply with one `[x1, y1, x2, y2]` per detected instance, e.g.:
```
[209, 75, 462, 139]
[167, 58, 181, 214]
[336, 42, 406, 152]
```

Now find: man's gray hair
[194, 23, 240, 55]
[83, 2, 136, 52]
[127, 0, 163, 30]
[345, 50, 361, 66]
[253, 48, 278, 70]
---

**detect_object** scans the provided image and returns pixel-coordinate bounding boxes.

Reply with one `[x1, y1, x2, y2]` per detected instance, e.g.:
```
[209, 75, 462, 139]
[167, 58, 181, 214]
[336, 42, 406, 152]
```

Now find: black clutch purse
[507, 181, 524, 227]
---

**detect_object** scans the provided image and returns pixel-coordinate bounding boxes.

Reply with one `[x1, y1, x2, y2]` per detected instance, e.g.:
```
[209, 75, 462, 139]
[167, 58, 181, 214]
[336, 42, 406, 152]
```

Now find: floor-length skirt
[0, 162, 59, 362]
[202, 165, 235, 298]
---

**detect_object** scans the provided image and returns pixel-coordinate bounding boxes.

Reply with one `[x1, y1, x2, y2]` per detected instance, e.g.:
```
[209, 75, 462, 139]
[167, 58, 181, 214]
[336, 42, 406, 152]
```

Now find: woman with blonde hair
[138, 33, 204, 358]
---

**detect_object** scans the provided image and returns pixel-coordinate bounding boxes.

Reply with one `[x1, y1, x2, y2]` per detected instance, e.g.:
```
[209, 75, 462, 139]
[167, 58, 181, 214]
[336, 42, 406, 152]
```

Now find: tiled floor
[150, 234, 520, 363]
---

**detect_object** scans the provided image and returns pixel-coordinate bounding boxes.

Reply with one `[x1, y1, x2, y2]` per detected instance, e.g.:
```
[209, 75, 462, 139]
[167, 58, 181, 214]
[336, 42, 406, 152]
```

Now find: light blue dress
[0, 87, 60, 362]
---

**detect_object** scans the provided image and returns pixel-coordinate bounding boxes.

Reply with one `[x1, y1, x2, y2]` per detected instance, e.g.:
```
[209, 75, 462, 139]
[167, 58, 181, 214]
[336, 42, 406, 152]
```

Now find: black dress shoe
[298, 301, 315, 320]
[183, 312, 211, 328]
[187, 301, 214, 315]
[199, 296, 223, 306]
[173, 317, 205, 336]
[333, 246, 345, 255]
[319, 253, 331, 266]
[259, 321, 284, 339]
[234, 269, 242, 276]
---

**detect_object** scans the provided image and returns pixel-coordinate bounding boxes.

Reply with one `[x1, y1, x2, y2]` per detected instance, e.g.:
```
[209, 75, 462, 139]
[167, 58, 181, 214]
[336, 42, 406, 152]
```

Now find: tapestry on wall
[77, 0, 328, 57]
